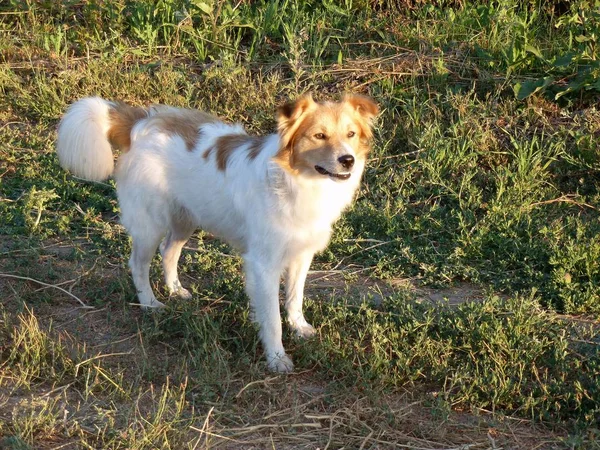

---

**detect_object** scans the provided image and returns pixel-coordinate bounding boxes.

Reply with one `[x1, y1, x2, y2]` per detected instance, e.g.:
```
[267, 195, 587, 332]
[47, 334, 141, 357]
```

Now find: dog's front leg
[285, 251, 316, 338]
[243, 254, 293, 373]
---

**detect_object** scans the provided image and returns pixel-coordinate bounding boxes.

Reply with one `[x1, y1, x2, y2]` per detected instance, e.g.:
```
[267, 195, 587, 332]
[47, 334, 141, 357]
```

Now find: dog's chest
[278, 180, 357, 253]
[293, 179, 356, 223]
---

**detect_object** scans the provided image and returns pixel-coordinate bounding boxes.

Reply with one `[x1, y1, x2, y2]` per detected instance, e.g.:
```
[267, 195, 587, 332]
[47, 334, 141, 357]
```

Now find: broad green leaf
[514, 77, 554, 100]
[553, 52, 575, 67]
[525, 45, 545, 61]
[192, 1, 213, 15]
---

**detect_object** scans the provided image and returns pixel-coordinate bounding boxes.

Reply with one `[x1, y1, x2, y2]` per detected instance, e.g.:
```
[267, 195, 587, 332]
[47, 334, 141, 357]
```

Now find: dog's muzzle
[314, 165, 351, 180]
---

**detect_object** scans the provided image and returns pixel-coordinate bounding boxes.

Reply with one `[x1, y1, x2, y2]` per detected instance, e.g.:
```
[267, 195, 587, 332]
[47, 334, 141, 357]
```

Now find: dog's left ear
[344, 94, 379, 122]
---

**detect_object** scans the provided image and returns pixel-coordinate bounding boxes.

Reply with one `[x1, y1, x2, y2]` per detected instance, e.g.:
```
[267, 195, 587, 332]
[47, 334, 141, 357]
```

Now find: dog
[56, 94, 378, 372]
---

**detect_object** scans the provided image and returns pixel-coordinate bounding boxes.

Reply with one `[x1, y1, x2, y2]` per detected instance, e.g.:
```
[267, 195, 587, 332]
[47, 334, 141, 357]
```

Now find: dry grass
[0, 254, 572, 449]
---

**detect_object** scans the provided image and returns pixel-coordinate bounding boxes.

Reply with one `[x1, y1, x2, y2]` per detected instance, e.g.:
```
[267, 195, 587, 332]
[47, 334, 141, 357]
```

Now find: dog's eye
[314, 133, 327, 140]
[347, 131, 356, 138]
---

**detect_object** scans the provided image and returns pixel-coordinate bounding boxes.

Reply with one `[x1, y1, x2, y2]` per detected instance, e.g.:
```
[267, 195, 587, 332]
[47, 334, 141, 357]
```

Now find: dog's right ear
[277, 94, 315, 122]
[277, 94, 316, 148]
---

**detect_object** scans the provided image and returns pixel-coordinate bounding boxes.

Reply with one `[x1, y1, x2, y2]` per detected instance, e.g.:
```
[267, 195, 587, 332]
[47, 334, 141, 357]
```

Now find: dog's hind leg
[285, 252, 316, 338]
[160, 227, 194, 299]
[129, 231, 165, 309]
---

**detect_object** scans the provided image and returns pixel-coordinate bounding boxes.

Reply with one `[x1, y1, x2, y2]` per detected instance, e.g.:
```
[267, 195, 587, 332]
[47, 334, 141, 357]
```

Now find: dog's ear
[277, 94, 315, 121]
[277, 94, 316, 144]
[274, 94, 316, 173]
[344, 94, 379, 122]
[344, 94, 378, 141]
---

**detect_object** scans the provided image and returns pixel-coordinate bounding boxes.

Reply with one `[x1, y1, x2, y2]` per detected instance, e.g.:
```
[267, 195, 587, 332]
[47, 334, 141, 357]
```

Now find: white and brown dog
[56, 94, 378, 372]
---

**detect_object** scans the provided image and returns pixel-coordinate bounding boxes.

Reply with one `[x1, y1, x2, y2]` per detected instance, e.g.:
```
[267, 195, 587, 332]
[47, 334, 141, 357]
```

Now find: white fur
[56, 97, 115, 182]
[56, 97, 366, 372]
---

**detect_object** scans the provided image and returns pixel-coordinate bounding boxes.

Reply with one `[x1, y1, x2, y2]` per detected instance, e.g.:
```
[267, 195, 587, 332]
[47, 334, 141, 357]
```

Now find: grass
[1, 0, 600, 448]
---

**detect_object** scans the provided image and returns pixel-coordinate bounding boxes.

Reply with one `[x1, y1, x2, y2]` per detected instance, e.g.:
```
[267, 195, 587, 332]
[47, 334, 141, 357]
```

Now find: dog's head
[274, 94, 378, 181]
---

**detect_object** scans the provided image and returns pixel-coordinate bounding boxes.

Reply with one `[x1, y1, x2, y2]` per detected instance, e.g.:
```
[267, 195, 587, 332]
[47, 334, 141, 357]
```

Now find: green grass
[1, 0, 600, 448]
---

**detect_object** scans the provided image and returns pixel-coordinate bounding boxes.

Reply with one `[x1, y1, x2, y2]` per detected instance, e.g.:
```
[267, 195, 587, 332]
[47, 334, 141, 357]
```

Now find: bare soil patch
[0, 243, 570, 449]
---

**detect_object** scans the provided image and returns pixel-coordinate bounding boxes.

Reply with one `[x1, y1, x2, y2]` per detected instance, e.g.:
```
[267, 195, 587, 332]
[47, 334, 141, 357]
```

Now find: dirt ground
[0, 249, 571, 449]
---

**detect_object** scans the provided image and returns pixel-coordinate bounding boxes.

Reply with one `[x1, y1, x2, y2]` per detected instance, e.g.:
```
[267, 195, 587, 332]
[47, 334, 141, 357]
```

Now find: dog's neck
[268, 157, 362, 232]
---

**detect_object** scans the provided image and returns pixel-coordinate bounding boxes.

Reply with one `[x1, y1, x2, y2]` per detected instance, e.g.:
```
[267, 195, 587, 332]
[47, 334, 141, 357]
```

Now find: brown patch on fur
[355, 137, 373, 158]
[272, 147, 293, 174]
[344, 94, 379, 145]
[150, 108, 217, 151]
[107, 104, 218, 152]
[344, 94, 379, 121]
[274, 95, 318, 175]
[214, 134, 265, 171]
[277, 95, 316, 150]
[273, 117, 314, 175]
[247, 136, 266, 160]
[107, 102, 147, 150]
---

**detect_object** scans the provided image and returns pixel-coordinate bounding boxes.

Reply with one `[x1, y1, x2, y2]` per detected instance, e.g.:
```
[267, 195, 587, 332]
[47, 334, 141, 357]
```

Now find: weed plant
[1, 1, 599, 448]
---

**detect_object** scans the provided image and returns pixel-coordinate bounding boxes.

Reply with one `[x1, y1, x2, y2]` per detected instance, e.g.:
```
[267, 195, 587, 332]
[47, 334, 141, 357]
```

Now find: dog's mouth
[315, 165, 351, 180]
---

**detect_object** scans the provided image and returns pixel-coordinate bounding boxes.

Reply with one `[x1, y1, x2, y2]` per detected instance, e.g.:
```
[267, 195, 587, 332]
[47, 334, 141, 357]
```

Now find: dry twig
[0, 273, 93, 309]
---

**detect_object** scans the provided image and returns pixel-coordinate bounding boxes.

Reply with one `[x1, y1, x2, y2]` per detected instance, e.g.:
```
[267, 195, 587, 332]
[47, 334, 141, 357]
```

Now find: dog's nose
[338, 154, 355, 169]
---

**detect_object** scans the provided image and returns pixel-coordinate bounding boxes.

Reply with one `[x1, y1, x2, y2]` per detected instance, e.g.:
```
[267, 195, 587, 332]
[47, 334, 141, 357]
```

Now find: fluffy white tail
[56, 97, 116, 182]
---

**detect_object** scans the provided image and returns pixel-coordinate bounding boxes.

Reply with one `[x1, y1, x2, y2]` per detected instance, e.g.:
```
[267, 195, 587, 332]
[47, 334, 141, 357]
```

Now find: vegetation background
[1, 0, 599, 448]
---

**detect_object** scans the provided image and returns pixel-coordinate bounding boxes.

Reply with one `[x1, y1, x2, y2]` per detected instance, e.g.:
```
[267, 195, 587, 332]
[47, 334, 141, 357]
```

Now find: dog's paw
[288, 317, 316, 339]
[293, 322, 316, 339]
[169, 280, 192, 300]
[267, 353, 294, 373]
[173, 287, 192, 300]
[139, 296, 166, 310]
